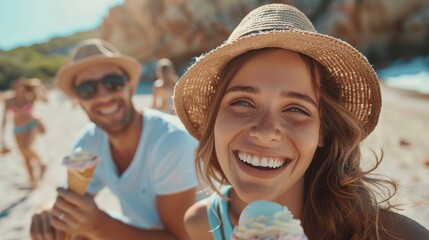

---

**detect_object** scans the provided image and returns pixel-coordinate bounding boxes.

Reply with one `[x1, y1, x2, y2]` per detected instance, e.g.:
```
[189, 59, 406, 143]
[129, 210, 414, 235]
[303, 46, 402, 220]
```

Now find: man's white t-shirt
[72, 107, 198, 229]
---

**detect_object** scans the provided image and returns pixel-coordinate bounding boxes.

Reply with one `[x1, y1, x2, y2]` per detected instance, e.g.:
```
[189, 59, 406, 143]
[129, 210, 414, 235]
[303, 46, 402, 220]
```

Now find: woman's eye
[285, 107, 310, 116]
[230, 99, 254, 108]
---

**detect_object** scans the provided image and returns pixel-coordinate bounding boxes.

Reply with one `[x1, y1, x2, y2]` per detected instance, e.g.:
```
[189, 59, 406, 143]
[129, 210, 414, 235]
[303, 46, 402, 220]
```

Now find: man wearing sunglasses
[30, 39, 198, 240]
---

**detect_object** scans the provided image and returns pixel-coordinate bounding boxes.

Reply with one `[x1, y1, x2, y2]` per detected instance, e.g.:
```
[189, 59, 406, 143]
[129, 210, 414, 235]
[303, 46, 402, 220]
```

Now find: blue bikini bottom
[14, 120, 38, 134]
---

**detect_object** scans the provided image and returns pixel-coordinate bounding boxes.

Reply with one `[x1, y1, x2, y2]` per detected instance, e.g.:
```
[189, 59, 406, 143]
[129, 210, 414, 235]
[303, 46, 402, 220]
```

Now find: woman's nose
[249, 112, 282, 142]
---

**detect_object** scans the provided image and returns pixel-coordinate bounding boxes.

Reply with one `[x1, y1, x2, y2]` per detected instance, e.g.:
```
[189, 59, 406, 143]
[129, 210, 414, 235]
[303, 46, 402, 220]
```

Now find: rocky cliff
[97, 0, 429, 74]
[98, 0, 270, 65]
[319, 0, 429, 65]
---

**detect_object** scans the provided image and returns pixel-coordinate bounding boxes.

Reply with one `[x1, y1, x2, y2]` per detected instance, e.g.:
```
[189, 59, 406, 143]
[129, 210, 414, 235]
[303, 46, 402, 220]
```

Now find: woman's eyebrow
[281, 91, 317, 107]
[225, 85, 317, 107]
[225, 85, 258, 94]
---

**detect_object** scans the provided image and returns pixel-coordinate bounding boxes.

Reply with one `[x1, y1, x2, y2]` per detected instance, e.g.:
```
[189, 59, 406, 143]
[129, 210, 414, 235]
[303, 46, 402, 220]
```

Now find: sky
[0, 0, 124, 50]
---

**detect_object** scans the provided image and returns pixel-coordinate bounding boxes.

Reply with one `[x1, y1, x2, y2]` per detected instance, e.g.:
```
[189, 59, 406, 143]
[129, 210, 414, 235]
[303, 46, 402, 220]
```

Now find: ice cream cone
[66, 167, 96, 240]
[231, 200, 308, 240]
[63, 148, 99, 195]
[67, 165, 96, 195]
[62, 148, 100, 240]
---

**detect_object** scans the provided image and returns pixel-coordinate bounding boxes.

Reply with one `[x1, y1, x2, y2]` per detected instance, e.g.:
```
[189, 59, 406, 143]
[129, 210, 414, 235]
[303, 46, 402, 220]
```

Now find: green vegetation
[0, 48, 67, 90]
[0, 31, 93, 91]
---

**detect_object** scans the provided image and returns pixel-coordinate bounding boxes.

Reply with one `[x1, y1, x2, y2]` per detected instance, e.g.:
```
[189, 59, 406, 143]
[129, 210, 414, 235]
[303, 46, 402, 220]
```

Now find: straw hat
[174, 3, 381, 140]
[56, 38, 141, 98]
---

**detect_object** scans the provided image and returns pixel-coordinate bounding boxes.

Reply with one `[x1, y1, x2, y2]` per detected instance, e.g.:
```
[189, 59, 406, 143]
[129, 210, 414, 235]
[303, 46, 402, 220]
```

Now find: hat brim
[174, 30, 381, 140]
[56, 55, 141, 98]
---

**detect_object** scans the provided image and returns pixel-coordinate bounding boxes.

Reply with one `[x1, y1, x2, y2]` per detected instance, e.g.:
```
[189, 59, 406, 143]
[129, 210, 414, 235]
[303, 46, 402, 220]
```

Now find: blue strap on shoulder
[206, 186, 233, 240]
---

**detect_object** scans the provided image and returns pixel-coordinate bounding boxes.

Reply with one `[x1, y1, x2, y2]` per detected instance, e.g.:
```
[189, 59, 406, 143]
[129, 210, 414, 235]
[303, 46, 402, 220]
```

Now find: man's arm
[72, 211, 177, 240]
[157, 188, 197, 240]
[30, 198, 69, 240]
[50, 188, 196, 240]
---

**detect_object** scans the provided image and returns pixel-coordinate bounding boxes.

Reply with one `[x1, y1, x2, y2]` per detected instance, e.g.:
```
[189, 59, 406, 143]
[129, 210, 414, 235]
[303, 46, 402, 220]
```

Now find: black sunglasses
[74, 74, 128, 100]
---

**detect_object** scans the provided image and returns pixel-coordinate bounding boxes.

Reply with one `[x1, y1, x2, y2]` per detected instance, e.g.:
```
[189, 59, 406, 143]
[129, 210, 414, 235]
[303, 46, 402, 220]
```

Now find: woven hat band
[228, 4, 316, 41]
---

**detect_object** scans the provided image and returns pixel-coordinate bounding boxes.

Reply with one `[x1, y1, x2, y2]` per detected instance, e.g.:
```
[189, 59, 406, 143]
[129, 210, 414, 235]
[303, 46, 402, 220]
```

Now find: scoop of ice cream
[62, 148, 99, 172]
[233, 200, 307, 239]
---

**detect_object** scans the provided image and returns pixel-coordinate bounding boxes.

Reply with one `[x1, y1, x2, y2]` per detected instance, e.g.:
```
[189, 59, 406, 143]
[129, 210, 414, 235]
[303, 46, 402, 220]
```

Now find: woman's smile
[233, 150, 291, 179]
[214, 49, 322, 202]
[236, 150, 288, 168]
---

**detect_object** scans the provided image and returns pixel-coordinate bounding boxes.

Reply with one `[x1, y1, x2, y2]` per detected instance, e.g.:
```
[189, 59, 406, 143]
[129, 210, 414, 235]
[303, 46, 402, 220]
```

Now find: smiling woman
[213, 49, 322, 204]
[173, 3, 429, 240]
[0, 0, 123, 50]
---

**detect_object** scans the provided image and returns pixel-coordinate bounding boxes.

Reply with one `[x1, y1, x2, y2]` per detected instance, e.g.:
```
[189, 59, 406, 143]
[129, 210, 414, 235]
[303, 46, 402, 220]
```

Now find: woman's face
[214, 49, 323, 203]
[13, 81, 27, 96]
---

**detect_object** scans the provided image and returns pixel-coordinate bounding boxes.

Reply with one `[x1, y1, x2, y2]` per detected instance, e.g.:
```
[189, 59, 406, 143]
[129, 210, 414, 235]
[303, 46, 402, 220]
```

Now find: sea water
[135, 56, 429, 96]
[378, 55, 429, 95]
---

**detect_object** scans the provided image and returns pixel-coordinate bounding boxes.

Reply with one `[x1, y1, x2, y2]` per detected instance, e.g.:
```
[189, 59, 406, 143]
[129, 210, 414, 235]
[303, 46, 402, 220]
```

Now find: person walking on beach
[174, 4, 429, 239]
[151, 58, 179, 114]
[30, 39, 198, 240]
[1, 77, 47, 189]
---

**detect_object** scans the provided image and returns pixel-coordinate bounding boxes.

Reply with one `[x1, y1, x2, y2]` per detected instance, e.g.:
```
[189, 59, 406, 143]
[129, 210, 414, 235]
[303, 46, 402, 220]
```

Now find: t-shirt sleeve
[70, 124, 105, 194]
[151, 130, 198, 195]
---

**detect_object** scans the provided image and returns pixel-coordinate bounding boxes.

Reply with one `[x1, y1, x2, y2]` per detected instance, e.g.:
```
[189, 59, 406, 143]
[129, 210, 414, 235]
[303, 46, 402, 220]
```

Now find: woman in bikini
[1, 77, 47, 189]
[151, 58, 179, 114]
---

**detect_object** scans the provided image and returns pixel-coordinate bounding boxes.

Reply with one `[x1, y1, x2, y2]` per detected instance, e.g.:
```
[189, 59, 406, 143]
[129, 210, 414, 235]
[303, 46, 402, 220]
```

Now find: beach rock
[96, 0, 429, 72]
[317, 0, 429, 63]
[98, 0, 266, 64]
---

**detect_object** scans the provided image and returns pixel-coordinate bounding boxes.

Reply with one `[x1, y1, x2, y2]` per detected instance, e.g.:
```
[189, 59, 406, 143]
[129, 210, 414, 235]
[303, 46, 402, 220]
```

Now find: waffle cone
[67, 166, 96, 195]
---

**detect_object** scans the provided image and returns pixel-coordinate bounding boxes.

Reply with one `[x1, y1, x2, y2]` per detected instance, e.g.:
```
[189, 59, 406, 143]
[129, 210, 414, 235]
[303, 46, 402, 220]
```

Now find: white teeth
[100, 104, 119, 115]
[252, 156, 259, 167]
[237, 151, 285, 169]
[260, 157, 268, 167]
[268, 158, 274, 168]
[246, 154, 252, 163]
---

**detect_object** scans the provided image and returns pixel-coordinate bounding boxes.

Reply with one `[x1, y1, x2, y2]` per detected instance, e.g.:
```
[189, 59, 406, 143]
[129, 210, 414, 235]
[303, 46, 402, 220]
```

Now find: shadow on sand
[0, 191, 31, 219]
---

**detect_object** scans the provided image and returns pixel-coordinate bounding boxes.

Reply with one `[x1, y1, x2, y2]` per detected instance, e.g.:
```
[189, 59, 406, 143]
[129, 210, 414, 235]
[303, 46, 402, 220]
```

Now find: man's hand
[49, 188, 102, 237]
[30, 201, 66, 240]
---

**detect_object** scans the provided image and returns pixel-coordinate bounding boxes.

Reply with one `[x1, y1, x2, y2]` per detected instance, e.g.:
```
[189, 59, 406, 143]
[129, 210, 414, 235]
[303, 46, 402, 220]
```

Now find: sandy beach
[0, 85, 428, 239]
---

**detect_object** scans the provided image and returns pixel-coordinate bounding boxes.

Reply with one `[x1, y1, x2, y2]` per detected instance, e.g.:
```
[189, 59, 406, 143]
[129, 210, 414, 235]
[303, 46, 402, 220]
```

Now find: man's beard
[88, 101, 135, 136]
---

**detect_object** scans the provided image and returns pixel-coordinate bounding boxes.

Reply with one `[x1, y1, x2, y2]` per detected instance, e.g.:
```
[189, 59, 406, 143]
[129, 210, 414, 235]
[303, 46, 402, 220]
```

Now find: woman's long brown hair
[194, 48, 397, 239]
